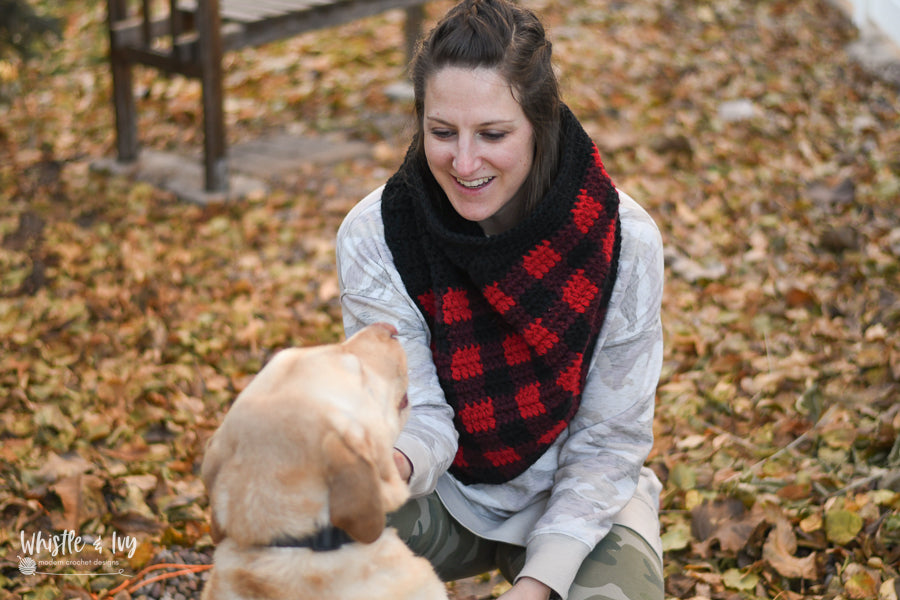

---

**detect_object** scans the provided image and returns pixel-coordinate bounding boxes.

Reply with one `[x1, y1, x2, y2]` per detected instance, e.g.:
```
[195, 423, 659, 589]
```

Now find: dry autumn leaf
[1, 0, 898, 598]
[762, 515, 819, 580]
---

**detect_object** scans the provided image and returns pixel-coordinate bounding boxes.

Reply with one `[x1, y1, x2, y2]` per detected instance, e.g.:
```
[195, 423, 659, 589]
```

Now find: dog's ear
[209, 513, 226, 544]
[322, 430, 385, 544]
[201, 432, 228, 543]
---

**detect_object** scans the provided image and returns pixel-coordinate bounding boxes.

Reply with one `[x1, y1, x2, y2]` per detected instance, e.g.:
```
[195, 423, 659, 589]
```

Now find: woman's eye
[481, 131, 507, 141]
[430, 129, 455, 139]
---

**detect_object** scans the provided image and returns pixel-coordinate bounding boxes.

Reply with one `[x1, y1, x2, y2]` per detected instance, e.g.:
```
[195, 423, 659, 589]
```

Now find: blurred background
[1, 1, 898, 598]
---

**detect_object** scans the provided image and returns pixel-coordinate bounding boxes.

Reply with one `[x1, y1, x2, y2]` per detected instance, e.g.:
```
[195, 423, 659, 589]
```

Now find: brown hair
[410, 0, 561, 217]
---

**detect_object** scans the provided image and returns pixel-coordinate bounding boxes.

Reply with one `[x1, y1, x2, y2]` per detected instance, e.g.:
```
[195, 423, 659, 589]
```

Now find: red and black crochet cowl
[382, 106, 620, 485]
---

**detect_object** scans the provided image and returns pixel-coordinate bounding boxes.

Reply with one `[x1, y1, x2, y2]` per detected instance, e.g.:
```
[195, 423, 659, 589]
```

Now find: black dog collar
[270, 526, 355, 552]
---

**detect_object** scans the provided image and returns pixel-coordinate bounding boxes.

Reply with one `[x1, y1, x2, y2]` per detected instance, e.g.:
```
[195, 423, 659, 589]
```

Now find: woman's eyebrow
[425, 115, 516, 127]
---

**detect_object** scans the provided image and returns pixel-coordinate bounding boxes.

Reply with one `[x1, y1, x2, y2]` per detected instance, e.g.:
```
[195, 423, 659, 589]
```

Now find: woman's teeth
[456, 176, 492, 189]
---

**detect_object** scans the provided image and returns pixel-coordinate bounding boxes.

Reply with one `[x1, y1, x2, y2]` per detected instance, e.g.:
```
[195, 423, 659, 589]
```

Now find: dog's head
[201, 323, 410, 547]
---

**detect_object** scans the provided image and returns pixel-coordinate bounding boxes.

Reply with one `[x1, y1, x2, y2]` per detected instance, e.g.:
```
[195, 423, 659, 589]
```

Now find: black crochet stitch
[383, 106, 620, 485]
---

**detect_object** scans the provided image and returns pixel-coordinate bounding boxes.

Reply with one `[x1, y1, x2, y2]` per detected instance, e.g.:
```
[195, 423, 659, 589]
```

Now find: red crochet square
[592, 145, 613, 182]
[441, 288, 472, 324]
[451, 345, 484, 381]
[417, 290, 437, 318]
[556, 354, 584, 394]
[484, 447, 521, 467]
[516, 383, 546, 419]
[537, 420, 569, 446]
[573, 192, 602, 234]
[502, 334, 531, 366]
[484, 283, 516, 314]
[522, 320, 559, 356]
[452, 446, 468, 468]
[562, 270, 599, 314]
[522, 240, 561, 279]
[458, 398, 496, 434]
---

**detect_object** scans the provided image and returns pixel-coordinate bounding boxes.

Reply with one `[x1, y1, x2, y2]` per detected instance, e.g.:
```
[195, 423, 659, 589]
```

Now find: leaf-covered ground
[1, 0, 898, 598]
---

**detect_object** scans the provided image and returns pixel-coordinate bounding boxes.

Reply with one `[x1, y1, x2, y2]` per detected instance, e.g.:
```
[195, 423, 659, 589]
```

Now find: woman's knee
[387, 493, 498, 581]
[568, 526, 664, 600]
[387, 495, 438, 553]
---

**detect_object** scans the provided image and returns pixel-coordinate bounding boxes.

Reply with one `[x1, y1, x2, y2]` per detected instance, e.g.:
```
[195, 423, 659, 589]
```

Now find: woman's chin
[446, 199, 495, 225]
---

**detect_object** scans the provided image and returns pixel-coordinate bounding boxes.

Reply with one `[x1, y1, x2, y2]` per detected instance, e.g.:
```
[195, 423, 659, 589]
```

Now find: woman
[336, 1, 664, 598]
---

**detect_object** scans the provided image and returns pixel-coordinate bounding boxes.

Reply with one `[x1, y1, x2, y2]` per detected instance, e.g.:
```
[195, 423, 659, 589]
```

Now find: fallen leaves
[598, 0, 900, 593]
[763, 513, 818, 580]
[1, 0, 899, 598]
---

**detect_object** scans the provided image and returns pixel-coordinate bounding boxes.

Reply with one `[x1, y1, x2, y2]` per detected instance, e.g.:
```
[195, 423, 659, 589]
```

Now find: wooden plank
[236, 0, 429, 49]
[239, 0, 317, 14]
[118, 45, 202, 76]
[224, 0, 313, 9]
[219, 4, 286, 22]
[218, 0, 328, 24]
[174, 0, 425, 44]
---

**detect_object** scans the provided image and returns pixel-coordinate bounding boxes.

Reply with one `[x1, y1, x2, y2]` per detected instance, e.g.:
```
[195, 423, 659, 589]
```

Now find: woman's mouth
[455, 176, 494, 189]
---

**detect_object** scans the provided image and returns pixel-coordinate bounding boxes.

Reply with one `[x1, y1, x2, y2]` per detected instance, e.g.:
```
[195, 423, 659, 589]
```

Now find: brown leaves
[597, 0, 900, 596]
[1, 29, 354, 591]
[49, 474, 107, 533]
[678, 493, 900, 597]
[763, 514, 818, 580]
[2, 0, 899, 598]
[691, 498, 764, 557]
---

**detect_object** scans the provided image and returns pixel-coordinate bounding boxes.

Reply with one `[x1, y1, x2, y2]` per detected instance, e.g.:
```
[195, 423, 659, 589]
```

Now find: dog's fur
[200, 323, 447, 600]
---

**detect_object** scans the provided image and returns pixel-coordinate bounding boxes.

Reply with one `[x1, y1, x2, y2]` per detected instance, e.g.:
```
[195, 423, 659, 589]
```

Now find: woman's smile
[455, 176, 494, 189]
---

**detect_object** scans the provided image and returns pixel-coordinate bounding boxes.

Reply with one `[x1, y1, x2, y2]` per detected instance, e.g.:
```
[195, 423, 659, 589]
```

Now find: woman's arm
[336, 188, 458, 497]
[518, 192, 665, 596]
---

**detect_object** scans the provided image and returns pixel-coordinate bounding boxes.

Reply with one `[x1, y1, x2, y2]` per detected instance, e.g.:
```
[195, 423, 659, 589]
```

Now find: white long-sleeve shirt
[337, 185, 664, 598]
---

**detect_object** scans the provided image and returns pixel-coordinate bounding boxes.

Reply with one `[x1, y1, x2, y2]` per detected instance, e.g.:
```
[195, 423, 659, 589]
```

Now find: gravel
[126, 547, 213, 600]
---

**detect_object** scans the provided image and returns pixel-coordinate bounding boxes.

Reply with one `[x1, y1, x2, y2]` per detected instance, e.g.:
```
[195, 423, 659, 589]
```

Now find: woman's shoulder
[615, 188, 663, 269]
[616, 189, 661, 243]
[337, 185, 387, 243]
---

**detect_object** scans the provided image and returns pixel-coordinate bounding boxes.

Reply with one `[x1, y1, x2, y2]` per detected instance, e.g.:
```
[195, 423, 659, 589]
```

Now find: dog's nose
[371, 322, 398, 337]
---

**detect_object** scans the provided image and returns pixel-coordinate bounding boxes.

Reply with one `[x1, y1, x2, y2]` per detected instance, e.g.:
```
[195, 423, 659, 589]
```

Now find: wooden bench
[105, 0, 429, 194]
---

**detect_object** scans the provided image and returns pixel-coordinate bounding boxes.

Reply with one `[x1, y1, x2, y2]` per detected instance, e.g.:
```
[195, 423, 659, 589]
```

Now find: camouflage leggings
[388, 492, 664, 600]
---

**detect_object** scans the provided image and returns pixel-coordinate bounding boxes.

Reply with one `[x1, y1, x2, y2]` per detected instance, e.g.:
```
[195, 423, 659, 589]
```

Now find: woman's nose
[452, 138, 481, 176]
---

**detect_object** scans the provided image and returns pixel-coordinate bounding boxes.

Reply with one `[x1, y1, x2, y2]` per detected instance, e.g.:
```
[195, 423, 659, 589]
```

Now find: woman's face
[423, 66, 534, 236]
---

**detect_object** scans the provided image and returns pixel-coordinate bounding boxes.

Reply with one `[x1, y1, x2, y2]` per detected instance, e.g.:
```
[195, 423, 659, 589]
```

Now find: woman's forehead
[424, 66, 523, 123]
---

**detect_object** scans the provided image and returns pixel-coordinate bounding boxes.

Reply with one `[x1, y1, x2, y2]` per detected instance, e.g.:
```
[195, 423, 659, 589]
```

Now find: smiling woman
[336, 1, 666, 599]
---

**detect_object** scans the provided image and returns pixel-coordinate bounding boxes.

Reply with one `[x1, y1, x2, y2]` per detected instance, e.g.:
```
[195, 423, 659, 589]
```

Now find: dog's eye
[339, 353, 363, 377]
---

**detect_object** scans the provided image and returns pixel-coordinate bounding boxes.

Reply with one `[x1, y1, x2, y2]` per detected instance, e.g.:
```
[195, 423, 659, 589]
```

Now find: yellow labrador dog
[201, 323, 446, 600]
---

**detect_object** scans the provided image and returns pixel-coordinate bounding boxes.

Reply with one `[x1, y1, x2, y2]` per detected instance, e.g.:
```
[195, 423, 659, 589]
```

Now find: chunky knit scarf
[382, 106, 620, 485]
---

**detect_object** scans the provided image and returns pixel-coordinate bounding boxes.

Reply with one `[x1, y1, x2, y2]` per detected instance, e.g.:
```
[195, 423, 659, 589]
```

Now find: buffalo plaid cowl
[382, 106, 621, 485]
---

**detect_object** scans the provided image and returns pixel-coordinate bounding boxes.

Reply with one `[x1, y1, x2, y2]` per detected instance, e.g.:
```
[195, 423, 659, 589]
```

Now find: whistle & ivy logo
[16, 528, 139, 578]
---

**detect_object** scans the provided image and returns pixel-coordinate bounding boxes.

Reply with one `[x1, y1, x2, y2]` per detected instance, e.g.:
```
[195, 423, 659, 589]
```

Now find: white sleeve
[519, 192, 664, 596]
[336, 188, 458, 497]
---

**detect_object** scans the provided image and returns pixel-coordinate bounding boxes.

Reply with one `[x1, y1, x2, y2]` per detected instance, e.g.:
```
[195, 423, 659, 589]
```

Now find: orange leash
[93, 562, 213, 599]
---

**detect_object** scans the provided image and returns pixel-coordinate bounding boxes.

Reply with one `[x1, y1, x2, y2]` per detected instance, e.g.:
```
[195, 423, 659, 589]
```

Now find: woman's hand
[498, 577, 553, 600]
[392, 449, 413, 483]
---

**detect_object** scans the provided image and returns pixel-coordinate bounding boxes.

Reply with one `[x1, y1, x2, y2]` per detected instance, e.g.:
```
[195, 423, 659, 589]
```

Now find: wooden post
[169, 0, 187, 63]
[140, 0, 152, 46]
[107, 0, 139, 163]
[196, 0, 229, 192]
